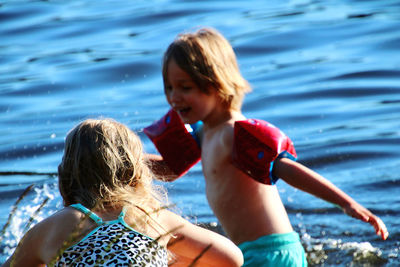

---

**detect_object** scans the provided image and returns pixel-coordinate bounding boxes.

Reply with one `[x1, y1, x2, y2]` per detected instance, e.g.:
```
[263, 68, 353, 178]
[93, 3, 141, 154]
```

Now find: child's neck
[203, 109, 243, 131]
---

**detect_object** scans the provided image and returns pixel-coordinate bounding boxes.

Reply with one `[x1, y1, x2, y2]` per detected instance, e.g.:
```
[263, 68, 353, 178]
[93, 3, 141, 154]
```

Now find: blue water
[1, 0, 399, 265]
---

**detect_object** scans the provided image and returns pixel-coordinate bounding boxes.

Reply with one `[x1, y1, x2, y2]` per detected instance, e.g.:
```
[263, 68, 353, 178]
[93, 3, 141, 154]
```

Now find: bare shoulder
[38, 208, 88, 257]
[42, 207, 87, 233]
[219, 114, 246, 148]
[156, 208, 184, 230]
[27, 207, 80, 238]
[4, 207, 85, 266]
[156, 208, 200, 237]
[40, 207, 100, 263]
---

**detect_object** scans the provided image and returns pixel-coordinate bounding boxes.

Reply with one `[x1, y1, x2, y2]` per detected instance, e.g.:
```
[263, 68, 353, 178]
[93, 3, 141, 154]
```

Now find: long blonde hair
[162, 27, 251, 111]
[58, 118, 166, 231]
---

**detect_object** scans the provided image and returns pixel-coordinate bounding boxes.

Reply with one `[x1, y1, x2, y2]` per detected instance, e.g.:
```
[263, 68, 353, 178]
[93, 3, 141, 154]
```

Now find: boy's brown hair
[162, 27, 251, 111]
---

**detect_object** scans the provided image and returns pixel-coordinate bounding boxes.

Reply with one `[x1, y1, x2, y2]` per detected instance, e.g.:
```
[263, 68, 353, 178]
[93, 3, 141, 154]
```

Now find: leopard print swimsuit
[54, 204, 168, 266]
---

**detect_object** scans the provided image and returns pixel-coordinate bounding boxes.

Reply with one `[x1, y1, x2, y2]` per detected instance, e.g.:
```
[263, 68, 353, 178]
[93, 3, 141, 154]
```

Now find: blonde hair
[162, 27, 251, 111]
[58, 118, 165, 231]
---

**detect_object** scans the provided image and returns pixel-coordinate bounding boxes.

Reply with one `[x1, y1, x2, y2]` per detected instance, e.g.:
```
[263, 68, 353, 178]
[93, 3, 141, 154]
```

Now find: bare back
[200, 115, 294, 245]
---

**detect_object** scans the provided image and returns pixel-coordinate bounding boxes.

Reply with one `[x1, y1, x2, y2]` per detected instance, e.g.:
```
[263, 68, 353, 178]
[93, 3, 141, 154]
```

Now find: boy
[145, 27, 388, 266]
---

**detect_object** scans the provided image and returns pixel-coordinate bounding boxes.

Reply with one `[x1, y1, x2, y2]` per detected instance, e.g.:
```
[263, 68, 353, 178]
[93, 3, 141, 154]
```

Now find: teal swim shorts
[238, 231, 308, 267]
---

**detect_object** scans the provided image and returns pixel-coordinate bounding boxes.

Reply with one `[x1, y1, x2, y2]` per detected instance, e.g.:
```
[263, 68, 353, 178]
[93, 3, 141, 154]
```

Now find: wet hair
[162, 27, 251, 111]
[58, 119, 165, 229]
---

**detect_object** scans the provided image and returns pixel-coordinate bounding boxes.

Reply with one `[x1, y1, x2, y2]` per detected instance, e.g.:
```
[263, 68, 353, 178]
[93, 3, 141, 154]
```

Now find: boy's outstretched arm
[274, 158, 389, 240]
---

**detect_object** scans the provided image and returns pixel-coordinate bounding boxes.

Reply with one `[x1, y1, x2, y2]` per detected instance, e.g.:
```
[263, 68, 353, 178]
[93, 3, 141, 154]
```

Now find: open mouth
[177, 107, 191, 116]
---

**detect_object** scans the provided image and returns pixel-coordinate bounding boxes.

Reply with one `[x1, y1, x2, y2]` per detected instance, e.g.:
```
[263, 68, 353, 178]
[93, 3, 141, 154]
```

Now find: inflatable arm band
[144, 109, 201, 177]
[232, 119, 297, 185]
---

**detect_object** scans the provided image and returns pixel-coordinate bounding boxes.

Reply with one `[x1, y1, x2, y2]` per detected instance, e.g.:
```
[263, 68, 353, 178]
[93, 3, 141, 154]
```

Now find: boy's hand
[343, 203, 389, 240]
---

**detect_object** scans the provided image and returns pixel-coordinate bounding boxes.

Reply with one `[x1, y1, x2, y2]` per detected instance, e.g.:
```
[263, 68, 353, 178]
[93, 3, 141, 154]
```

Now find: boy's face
[165, 59, 219, 124]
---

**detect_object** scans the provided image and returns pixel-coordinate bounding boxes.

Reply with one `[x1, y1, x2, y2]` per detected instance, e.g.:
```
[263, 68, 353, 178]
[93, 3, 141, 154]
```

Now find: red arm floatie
[232, 119, 297, 185]
[144, 109, 201, 177]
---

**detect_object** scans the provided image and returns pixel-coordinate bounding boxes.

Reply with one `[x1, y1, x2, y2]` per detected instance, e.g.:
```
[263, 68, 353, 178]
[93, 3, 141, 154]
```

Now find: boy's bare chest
[200, 130, 232, 180]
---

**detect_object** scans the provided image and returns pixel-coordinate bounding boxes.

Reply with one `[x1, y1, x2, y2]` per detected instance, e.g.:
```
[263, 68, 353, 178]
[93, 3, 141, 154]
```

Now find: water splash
[1, 182, 61, 259]
[302, 233, 388, 266]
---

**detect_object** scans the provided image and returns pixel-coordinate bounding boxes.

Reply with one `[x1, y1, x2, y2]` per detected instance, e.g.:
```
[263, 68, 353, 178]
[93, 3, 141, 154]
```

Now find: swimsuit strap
[118, 206, 128, 220]
[70, 203, 103, 225]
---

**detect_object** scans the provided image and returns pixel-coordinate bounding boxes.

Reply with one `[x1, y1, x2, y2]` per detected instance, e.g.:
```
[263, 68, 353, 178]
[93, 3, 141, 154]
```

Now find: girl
[2, 118, 243, 267]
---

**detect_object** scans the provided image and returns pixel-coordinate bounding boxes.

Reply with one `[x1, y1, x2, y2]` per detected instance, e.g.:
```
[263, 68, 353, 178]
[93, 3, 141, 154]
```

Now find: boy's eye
[182, 86, 192, 91]
[165, 85, 172, 92]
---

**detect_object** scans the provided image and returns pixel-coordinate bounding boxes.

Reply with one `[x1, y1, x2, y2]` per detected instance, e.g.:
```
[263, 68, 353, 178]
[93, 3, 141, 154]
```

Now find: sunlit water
[1, 0, 399, 265]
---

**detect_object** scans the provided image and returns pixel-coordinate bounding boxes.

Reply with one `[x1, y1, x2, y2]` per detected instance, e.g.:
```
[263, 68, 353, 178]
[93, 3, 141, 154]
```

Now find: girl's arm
[274, 157, 389, 240]
[161, 210, 243, 267]
[2, 218, 49, 267]
[2, 237, 45, 267]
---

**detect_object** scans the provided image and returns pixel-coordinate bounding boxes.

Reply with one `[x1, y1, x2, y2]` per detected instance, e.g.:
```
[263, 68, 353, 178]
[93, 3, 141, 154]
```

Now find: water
[1, 0, 399, 265]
